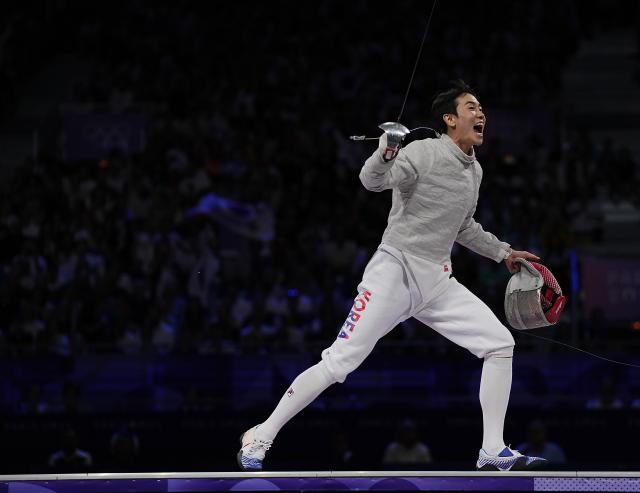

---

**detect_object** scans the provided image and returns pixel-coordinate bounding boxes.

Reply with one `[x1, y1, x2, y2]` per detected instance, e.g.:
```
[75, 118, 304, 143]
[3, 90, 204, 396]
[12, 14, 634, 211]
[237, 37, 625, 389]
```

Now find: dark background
[1, 0, 639, 473]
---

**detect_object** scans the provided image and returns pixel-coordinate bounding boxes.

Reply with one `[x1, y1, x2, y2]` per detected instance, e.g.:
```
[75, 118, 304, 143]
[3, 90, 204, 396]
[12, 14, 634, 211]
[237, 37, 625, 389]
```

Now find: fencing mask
[505, 258, 566, 330]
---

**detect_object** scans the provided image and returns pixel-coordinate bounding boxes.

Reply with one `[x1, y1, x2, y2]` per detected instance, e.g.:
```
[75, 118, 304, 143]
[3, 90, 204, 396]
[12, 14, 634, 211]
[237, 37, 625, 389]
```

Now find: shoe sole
[477, 455, 528, 471]
[237, 432, 250, 471]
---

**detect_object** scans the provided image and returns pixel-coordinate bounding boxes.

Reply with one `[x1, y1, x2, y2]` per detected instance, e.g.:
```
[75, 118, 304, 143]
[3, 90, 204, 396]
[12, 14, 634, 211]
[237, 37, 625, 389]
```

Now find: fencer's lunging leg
[479, 346, 513, 455]
[256, 250, 412, 443]
[257, 360, 336, 441]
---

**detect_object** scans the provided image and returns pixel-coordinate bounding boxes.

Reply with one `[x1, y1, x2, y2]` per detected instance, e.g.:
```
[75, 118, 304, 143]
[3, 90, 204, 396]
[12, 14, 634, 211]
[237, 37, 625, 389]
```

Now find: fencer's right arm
[359, 134, 419, 192]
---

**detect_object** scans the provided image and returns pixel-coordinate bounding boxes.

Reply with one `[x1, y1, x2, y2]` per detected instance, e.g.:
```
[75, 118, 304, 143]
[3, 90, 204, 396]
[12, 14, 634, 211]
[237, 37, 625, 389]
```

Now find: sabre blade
[397, 0, 438, 122]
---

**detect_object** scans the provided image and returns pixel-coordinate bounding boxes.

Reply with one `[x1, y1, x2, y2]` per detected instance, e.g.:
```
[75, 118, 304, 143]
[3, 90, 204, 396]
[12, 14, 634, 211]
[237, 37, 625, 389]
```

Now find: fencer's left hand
[504, 250, 540, 274]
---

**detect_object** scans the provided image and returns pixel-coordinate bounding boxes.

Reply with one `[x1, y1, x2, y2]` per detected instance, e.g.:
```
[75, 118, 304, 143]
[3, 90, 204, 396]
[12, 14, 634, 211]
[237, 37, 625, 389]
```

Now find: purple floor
[1, 472, 640, 492]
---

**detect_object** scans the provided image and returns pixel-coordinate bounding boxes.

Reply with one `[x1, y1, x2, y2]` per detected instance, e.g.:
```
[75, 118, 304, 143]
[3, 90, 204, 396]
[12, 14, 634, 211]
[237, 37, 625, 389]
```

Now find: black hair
[430, 79, 477, 132]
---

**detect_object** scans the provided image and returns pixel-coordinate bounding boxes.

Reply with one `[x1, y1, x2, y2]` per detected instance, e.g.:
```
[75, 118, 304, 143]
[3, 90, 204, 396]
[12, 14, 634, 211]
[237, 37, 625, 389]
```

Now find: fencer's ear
[443, 113, 456, 129]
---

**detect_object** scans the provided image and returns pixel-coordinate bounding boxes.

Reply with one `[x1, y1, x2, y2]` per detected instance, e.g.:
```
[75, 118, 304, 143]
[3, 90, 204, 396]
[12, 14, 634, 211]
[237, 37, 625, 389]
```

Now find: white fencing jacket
[359, 133, 511, 265]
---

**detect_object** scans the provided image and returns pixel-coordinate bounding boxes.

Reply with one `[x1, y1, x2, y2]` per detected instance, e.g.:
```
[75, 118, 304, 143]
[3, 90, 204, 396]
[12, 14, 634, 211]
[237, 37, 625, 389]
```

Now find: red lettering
[353, 299, 366, 311]
[338, 291, 373, 338]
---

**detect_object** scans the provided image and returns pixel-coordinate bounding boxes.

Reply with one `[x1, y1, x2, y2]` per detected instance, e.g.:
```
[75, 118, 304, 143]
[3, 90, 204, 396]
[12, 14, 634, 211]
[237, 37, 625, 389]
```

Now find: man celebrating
[237, 80, 545, 471]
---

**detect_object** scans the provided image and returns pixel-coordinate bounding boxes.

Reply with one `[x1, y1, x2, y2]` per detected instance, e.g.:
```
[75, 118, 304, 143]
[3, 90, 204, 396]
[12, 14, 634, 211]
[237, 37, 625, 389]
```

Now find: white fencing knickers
[257, 244, 515, 450]
[321, 244, 515, 383]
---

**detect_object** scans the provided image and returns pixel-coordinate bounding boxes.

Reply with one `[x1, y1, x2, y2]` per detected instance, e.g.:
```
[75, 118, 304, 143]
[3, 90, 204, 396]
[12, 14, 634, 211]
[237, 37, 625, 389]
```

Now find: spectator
[382, 419, 432, 466]
[108, 425, 141, 472]
[516, 420, 567, 464]
[50, 382, 91, 415]
[17, 383, 49, 415]
[329, 430, 355, 470]
[586, 377, 625, 410]
[47, 429, 93, 472]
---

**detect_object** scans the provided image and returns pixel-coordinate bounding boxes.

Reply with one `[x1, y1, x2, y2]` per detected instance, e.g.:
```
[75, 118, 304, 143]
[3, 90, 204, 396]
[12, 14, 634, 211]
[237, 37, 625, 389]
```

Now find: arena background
[0, 0, 639, 473]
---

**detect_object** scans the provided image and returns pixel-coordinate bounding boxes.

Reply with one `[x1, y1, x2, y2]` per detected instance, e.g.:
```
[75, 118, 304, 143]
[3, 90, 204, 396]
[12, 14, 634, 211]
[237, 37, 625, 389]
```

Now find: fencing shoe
[237, 425, 272, 471]
[477, 446, 535, 471]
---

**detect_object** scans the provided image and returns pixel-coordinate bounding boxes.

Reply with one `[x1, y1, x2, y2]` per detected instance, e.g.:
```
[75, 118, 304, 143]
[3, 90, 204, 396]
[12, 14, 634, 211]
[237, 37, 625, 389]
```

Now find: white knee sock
[479, 347, 513, 455]
[256, 361, 336, 442]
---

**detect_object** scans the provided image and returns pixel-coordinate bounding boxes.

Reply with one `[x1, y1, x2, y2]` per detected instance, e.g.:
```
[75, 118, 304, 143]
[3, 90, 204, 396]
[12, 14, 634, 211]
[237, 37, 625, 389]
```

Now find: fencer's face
[444, 93, 486, 153]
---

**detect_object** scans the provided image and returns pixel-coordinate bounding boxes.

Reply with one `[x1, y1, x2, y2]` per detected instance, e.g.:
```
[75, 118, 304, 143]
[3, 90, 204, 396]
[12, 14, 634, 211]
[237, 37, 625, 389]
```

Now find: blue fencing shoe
[476, 446, 530, 471]
[237, 425, 273, 471]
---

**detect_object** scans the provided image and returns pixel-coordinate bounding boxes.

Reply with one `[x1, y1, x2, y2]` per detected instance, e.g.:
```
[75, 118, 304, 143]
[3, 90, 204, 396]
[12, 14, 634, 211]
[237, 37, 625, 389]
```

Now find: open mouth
[473, 123, 484, 136]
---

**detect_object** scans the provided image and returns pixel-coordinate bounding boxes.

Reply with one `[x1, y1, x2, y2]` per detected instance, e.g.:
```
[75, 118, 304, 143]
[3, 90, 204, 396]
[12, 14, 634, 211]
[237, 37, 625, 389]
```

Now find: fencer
[237, 80, 547, 472]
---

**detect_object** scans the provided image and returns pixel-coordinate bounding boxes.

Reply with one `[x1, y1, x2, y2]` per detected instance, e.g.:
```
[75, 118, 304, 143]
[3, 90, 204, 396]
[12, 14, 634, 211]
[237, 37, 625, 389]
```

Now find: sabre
[350, 126, 441, 142]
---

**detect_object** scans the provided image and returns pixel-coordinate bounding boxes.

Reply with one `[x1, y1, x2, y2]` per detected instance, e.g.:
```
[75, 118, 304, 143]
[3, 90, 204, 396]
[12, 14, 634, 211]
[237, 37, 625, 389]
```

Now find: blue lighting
[569, 249, 579, 294]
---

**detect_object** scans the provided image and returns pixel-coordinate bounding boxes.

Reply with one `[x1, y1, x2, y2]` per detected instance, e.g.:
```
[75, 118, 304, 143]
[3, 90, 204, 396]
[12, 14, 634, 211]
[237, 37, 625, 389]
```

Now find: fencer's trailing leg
[238, 251, 412, 471]
[237, 361, 336, 471]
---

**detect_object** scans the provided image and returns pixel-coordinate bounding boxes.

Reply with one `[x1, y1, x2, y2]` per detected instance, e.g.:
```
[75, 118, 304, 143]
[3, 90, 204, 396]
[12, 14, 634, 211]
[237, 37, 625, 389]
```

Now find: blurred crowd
[28, 416, 570, 473]
[1, 1, 639, 358]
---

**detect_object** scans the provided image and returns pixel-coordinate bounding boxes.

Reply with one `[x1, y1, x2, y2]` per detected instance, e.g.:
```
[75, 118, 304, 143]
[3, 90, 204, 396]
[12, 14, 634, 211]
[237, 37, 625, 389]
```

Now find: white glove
[377, 122, 410, 162]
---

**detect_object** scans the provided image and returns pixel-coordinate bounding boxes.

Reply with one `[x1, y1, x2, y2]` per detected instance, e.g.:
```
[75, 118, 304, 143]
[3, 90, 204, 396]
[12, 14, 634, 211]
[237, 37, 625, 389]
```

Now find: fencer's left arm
[455, 167, 511, 263]
[456, 211, 511, 262]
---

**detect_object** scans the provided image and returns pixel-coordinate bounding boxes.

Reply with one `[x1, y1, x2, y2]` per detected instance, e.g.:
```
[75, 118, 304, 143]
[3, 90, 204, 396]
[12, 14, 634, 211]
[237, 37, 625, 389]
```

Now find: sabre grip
[377, 122, 410, 162]
[379, 134, 401, 162]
